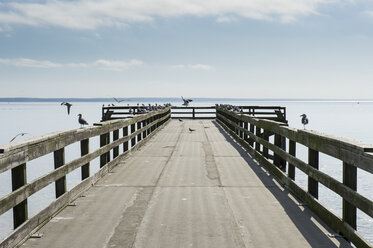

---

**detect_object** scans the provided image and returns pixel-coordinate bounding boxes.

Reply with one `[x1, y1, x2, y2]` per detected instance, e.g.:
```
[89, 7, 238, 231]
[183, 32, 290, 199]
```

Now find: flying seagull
[300, 114, 309, 129]
[182, 96, 193, 106]
[189, 128, 195, 132]
[78, 114, 89, 128]
[9, 133, 29, 143]
[113, 97, 125, 103]
[61, 102, 72, 115]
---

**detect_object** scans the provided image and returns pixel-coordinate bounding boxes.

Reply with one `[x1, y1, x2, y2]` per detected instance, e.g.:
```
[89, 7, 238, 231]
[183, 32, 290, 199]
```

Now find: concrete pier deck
[22, 120, 351, 248]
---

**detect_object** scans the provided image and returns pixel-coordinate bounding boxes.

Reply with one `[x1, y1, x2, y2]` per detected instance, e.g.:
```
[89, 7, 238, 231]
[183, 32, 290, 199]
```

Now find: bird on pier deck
[61, 102, 72, 115]
[182, 96, 193, 107]
[78, 114, 89, 128]
[300, 114, 309, 129]
[189, 128, 195, 132]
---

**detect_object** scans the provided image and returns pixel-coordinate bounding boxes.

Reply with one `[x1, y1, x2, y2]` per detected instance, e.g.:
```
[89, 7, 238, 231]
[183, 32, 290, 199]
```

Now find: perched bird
[300, 114, 309, 129]
[179, 119, 183, 122]
[113, 97, 125, 103]
[189, 128, 195, 132]
[78, 114, 89, 128]
[61, 102, 72, 115]
[182, 96, 193, 106]
[9, 133, 29, 142]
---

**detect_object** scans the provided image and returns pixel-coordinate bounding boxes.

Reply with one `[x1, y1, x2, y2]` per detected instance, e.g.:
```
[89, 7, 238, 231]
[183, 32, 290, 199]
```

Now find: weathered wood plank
[217, 107, 373, 174]
[11, 163, 28, 229]
[0, 113, 170, 217]
[216, 117, 372, 248]
[216, 112, 373, 219]
[0, 108, 171, 173]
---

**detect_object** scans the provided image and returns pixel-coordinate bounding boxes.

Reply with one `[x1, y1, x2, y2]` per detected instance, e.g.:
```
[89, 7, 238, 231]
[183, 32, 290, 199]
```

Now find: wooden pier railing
[102, 105, 286, 121]
[0, 107, 171, 248]
[216, 106, 373, 248]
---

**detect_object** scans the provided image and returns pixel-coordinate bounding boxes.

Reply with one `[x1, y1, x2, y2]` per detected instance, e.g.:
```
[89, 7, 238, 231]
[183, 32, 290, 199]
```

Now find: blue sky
[1, 0, 373, 99]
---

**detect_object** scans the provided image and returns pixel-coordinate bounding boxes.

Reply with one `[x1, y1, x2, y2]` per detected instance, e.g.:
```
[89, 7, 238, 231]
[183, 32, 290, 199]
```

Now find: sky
[1, 0, 373, 99]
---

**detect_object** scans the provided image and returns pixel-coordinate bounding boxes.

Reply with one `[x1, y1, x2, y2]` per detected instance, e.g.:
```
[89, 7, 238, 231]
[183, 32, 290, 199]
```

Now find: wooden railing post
[80, 139, 90, 180]
[308, 148, 319, 198]
[343, 162, 357, 230]
[131, 123, 136, 148]
[192, 108, 195, 119]
[11, 163, 28, 229]
[274, 134, 286, 171]
[137, 122, 142, 142]
[113, 129, 119, 158]
[244, 122, 249, 142]
[255, 126, 261, 152]
[263, 131, 269, 159]
[143, 119, 147, 139]
[100, 132, 110, 167]
[249, 124, 255, 147]
[288, 140, 296, 180]
[54, 148, 66, 198]
[123, 126, 129, 152]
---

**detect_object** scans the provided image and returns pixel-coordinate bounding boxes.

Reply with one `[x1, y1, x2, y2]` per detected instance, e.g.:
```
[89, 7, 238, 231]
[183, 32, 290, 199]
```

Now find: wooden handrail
[0, 107, 171, 248]
[216, 106, 373, 248]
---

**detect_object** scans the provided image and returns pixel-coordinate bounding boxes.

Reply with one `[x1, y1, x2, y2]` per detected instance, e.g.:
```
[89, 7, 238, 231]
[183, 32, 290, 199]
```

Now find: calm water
[0, 99, 372, 243]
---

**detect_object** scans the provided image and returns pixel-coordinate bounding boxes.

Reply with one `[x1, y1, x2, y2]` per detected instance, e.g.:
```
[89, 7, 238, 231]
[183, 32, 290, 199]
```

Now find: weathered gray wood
[262, 131, 269, 159]
[274, 134, 286, 172]
[308, 148, 319, 199]
[11, 163, 27, 229]
[216, 117, 372, 248]
[217, 107, 373, 174]
[0, 116, 171, 248]
[137, 122, 142, 142]
[0, 108, 171, 174]
[0, 113, 171, 218]
[217, 112, 373, 219]
[243, 122, 248, 142]
[131, 123, 136, 148]
[288, 140, 296, 180]
[255, 127, 261, 152]
[113, 129, 119, 158]
[343, 162, 357, 230]
[100, 133, 109, 167]
[54, 148, 66, 198]
[123, 126, 128, 152]
[80, 139, 90, 180]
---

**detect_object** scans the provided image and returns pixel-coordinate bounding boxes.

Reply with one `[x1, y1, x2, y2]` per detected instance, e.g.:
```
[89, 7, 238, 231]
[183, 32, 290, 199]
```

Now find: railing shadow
[212, 120, 350, 248]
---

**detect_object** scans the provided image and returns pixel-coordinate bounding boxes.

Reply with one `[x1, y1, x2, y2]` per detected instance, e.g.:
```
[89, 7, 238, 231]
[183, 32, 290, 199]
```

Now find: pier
[0, 106, 372, 248]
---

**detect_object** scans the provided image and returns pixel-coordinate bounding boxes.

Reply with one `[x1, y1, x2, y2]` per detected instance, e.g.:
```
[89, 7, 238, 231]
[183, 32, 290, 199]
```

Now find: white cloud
[172, 63, 214, 71]
[0, 58, 143, 70]
[0, 0, 335, 29]
[94, 59, 143, 71]
[0, 58, 61, 68]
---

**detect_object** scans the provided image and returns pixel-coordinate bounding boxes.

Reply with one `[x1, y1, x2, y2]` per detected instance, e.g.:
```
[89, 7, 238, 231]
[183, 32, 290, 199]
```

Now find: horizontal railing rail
[216, 107, 373, 248]
[0, 107, 171, 248]
[101, 105, 286, 121]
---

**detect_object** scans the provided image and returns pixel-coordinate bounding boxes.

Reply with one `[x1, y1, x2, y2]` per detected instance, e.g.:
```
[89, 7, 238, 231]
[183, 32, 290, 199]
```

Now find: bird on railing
[182, 96, 193, 107]
[9, 133, 29, 142]
[300, 114, 309, 129]
[61, 102, 72, 115]
[78, 114, 89, 128]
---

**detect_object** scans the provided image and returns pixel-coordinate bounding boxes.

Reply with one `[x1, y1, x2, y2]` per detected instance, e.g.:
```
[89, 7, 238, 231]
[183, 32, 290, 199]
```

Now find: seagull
[9, 133, 29, 142]
[182, 96, 193, 106]
[113, 97, 125, 103]
[300, 114, 309, 129]
[78, 114, 89, 128]
[189, 128, 195, 132]
[61, 102, 72, 115]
